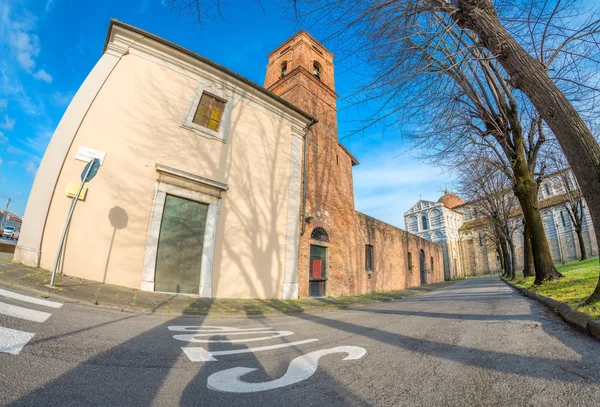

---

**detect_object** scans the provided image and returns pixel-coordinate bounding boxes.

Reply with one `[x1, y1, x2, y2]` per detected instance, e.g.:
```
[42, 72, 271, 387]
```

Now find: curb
[501, 278, 600, 340]
[0, 273, 459, 319]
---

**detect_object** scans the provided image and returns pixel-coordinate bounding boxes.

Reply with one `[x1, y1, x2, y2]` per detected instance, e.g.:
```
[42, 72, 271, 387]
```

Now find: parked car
[2, 226, 19, 240]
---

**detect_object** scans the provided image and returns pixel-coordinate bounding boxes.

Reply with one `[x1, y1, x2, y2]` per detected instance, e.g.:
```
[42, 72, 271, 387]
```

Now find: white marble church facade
[404, 171, 599, 279]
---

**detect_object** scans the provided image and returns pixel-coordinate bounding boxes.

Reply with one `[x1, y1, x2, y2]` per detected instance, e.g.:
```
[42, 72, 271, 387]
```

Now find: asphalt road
[1, 277, 599, 406]
[0, 237, 16, 245]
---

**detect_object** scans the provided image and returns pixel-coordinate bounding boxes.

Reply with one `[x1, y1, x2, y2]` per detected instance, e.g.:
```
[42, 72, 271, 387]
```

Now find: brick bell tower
[266, 31, 360, 298]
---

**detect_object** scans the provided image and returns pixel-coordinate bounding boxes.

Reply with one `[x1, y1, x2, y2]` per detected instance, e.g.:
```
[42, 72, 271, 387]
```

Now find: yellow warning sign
[65, 181, 88, 200]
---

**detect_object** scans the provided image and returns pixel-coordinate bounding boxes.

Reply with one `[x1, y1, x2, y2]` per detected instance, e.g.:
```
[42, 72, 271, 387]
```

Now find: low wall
[0, 242, 16, 254]
[353, 212, 445, 294]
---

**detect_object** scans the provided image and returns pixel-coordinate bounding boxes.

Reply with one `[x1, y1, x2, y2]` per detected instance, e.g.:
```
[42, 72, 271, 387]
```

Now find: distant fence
[0, 242, 16, 254]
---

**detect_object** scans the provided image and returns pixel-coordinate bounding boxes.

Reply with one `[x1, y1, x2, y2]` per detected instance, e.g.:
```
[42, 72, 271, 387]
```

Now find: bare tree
[547, 153, 588, 261]
[458, 158, 521, 279]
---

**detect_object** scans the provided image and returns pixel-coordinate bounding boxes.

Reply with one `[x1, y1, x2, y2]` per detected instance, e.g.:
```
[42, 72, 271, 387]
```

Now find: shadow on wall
[103, 206, 129, 283]
[98, 61, 295, 298]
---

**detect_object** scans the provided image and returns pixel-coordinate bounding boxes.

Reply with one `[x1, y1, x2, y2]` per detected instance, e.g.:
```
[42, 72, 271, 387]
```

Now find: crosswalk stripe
[0, 326, 35, 355]
[0, 301, 52, 322]
[0, 288, 63, 308]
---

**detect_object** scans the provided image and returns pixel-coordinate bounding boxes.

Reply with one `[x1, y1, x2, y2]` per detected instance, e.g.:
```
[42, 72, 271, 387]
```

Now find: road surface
[1, 277, 599, 406]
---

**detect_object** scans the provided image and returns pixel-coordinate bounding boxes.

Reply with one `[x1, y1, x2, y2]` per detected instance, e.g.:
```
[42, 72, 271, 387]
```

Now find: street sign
[81, 158, 100, 182]
[75, 146, 106, 165]
[50, 158, 101, 287]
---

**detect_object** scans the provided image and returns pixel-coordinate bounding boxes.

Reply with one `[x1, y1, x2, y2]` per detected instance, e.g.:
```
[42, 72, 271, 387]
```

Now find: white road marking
[207, 346, 367, 393]
[0, 327, 35, 355]
[183, 338, 320, 362]
[168, 325, 274, 332]
[0, 288, 63, 309]
[0, 301, 52, 322]
[173, 330, 294, 343]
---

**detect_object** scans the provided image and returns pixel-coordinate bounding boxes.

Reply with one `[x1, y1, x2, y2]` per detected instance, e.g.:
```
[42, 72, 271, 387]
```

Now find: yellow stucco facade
[16, 20, 312, 299]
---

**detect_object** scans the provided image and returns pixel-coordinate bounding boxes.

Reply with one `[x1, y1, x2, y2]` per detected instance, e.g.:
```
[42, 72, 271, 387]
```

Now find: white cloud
[0, 132, 7, 144]
[0, 4, 52, 80]
[0, 71, 44, 116]
[51, 91, 73, 106]
[22, 158, 40, 177]
[0, 157, 3, 165]
[10, 30, 40, 71]
[33, 68, 52, 83]
[0, 99, 6, 110]
[45, 0, 54, 12]
[0, 114, 15, 130]
[25, 127, 53, 153]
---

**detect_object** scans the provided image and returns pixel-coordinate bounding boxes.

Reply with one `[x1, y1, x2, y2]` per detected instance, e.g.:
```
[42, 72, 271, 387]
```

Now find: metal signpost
[49, 158, 100, 287]
[2, 198, 10, 228]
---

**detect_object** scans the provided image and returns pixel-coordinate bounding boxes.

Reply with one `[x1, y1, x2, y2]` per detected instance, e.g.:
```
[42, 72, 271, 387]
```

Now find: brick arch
[310, 226, 330, 242]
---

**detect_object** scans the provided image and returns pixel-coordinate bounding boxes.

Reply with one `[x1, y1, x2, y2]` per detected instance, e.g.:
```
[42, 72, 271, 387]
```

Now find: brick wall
[267, 31, 445, 297]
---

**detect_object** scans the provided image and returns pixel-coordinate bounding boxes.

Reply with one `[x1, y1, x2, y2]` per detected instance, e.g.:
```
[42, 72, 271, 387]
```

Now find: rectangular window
[309, 245, 327, 297]
[193, 92, 226, 132]
[365, 245, 374, 271]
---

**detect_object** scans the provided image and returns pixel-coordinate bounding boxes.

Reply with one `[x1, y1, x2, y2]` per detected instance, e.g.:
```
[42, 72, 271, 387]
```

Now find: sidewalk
[0, 253, 456, 317]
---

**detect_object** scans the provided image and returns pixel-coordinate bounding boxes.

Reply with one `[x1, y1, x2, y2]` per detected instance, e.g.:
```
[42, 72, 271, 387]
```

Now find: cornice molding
[156, 164, 228, 191]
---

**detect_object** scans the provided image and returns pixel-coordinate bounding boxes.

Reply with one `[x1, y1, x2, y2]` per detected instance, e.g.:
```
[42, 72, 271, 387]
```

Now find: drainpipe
[300, 119, 316, 236]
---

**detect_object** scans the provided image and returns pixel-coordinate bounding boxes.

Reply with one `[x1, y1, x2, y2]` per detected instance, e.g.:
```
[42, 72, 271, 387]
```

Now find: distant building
[0, 211, 22, 230]
[405, 171, 598, 278]
[404, 191, 466, 279]
[15, 20, 443, 299]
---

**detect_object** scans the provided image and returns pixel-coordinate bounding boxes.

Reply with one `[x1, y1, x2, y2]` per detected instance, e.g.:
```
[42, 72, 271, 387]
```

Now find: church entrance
[419, 249, 427, 284]
[420, 249, 426, 284]
[154, 195, 209, 294]
[309, 245, 327, 297]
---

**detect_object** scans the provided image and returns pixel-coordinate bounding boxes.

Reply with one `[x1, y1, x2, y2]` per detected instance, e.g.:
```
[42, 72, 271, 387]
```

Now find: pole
[2, 198, 9, 228]
[49, 162, 94, 287]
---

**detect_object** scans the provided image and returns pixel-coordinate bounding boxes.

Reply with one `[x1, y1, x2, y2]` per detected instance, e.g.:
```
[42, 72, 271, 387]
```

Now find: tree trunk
[575, 228, 587, 261]
[522, 223, 535, 277]
[497, 245, 505, 276]
[512, 165, 563, 284]
[500, 238, 512, 279]
[587, 272, 600, 304]
[452, 0, 598, 293]
[507, 237, 518, 280]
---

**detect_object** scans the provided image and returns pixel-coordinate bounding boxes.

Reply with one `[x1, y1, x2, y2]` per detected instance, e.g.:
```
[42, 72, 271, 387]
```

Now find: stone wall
[353, 213, 445, 294]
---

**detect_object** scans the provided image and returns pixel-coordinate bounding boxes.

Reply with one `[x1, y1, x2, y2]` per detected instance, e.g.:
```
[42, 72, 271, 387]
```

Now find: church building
[15, 20, 443, 299]
[405, 173, 598, 278]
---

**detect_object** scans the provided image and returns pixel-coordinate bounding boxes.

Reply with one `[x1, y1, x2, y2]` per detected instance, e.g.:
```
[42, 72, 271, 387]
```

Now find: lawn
[513, 258, 600, 319]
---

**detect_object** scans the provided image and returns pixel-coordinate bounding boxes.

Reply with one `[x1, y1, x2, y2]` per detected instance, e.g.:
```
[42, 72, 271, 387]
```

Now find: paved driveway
[1, 276, 599, 406]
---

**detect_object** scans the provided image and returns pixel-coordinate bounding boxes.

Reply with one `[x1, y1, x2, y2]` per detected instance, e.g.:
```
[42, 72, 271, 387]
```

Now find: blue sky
[0, 0, 455, 227]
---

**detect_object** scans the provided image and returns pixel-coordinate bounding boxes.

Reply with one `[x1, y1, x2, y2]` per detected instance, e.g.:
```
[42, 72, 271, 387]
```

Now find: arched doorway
[419, 249, 426, 284]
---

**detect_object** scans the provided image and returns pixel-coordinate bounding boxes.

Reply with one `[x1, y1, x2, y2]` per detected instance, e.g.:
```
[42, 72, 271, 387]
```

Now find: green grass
[512, 258, 600, 319]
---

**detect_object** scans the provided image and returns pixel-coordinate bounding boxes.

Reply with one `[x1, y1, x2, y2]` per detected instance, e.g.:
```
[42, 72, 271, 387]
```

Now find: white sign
[75, 146, 106, 165]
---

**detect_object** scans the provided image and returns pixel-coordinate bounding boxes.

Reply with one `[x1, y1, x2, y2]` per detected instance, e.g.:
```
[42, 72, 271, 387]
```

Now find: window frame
[191, 92, 227, 132]
[365, 245, 374, 271]
[182, 82, 234, 143]
[313, 61, 321, 80]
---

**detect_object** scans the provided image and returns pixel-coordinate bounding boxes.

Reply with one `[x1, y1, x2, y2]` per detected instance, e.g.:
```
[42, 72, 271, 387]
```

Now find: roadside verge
[502, 278, 600, 340]
[0, 255, 458, 317]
